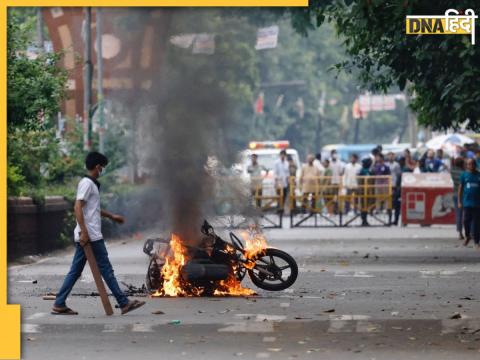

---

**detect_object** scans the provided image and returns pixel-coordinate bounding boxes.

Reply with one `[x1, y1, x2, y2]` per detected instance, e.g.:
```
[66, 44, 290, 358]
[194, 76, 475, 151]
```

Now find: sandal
[121, 300, 146, 315]
[51, 306, 78, 315]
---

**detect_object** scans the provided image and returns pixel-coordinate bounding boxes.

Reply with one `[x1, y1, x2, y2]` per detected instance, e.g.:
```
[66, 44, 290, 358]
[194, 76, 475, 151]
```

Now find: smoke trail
[102, 8, 258, 242]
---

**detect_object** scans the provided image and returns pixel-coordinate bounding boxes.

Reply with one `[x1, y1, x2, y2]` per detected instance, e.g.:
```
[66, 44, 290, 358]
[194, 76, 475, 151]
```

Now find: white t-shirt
[313, 159, 325, 176]
[343, 162, 362, 189]
[330, 159, 345, 184]
[74, 177, 103, 242]
[274, 159, 290, 188]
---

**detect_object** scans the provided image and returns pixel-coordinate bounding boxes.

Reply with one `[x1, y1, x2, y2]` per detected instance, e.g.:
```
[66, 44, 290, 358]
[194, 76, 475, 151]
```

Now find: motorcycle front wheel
[248, 248, 298, 291]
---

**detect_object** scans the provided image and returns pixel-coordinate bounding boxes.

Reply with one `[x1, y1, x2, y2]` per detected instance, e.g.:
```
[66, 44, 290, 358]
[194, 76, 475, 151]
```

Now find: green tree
[7, 12, 67, 128]
[281, 0, 480, 130]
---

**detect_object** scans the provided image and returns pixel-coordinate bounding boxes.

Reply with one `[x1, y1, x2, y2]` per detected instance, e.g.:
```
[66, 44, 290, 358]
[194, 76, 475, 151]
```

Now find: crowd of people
[247, 145, 480, 235]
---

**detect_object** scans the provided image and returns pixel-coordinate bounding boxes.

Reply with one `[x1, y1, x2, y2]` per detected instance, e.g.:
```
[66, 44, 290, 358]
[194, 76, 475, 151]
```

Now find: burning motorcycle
[143, 220, 298, 296]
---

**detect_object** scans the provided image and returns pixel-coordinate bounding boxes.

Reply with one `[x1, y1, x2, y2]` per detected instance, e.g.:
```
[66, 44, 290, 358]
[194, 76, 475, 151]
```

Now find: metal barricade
[288, 176, 393, 227]
[250, 177, 283, 228]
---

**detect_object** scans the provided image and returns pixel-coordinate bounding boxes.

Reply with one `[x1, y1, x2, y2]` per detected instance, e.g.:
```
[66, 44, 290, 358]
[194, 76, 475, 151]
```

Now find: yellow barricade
[286, 175, 392, 214]
[250, 176, 284, 212]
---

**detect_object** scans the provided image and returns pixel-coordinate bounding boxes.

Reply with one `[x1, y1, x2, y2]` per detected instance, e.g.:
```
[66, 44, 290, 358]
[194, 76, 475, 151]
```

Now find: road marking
[102, 324, 127, 333]
[329, 315, 370, 321]
[17, 280, 36, 283]
[356, 321, 381, 333]
[132, 323, 154, 332]
[280, 302, 290, 308]
[327, 320, 353, 333]
[256, 352, 270, 358]
[22, 324, 39, 333]
[27, 312, 47, 320]
[235, 314, 254, 319]
[255, 314, 286, 322]
[334, 271, 374, 278]
[218, 322, 274, 333]
[233, 314, 286, 322]
[420, 270, 460, 279]
[262, 336, 276, 342]
[327, 315, 372, 333]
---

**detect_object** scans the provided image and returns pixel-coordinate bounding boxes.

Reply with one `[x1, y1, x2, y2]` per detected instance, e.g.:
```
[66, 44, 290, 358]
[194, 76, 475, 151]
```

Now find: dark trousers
[54, 240, 129, 308]
[345, 189, 358, 214]
[393, 187, 401, 225]
[463, 207, 480, 244]
[453, 195, 463, 233]
[301, 192, 316, 211]
[277, 186, 289, 211]
[251, 189, 262, 208]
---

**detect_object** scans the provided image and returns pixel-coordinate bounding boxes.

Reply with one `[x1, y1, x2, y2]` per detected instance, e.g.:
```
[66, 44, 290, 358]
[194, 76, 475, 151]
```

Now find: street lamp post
[96, 8, 105, 153]
[83, 7, 93, 151]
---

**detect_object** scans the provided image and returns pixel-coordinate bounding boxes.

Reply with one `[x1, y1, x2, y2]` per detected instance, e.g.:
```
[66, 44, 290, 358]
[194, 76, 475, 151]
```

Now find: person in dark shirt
[359, 158, 372, 226]
[451, 157, 465, 240]
[458, 158, 480, 248]
[424, 149, 442, 173]
[373, 154, 391, 211]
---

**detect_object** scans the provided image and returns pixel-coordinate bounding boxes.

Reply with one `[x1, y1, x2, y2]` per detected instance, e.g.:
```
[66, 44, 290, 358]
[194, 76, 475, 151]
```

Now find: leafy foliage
[7, 13, 67, 128]
[283, 0, 480, 130]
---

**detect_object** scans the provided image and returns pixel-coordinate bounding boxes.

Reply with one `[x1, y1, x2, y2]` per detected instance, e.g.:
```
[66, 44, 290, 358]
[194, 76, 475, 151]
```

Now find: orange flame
[241, 229, 268, 260]
[214, 274, 256, 296]
[151, 231, 265, 297]
[152, 233, 188, 297]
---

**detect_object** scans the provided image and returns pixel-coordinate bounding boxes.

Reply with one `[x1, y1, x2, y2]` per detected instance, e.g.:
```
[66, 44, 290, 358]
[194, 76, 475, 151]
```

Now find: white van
[237, 141, 301, 196]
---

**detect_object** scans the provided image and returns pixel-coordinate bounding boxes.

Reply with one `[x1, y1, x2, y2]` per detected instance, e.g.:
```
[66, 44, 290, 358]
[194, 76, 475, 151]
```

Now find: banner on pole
[255, 25, 279, 50]
[192, 33, 216, 54]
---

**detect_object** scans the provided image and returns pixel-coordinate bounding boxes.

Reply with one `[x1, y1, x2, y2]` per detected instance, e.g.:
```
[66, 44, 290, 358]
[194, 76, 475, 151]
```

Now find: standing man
[458, 158, 480, 249]
[358, 158, 373, 226]
[52, 152, 145, 315]
[329, 149, 345, 214]
[313, 153, 325, 176]
[386, 152, 401, 189]
[436, 149, 450, 173]
[373, 154, 391, 211]
[274, 150, 290, 212]
[247, 153, 267, 208]
[343, 154, 361, 213]
[300, 154, 321, 212]
[424, 149, 442, 173]
[451, 157, 465, 240]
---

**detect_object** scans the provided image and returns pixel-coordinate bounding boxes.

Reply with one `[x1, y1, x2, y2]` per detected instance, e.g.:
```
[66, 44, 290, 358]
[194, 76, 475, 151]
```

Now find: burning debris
[144, 220, 298, 297]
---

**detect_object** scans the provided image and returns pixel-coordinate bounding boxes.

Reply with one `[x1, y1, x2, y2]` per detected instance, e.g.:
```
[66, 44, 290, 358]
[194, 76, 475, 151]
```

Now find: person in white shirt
[329, 150, 345, 214]
[274, 150, 290, 212]
[329, 149, 345, 184]
[52, 152, 145, 316]
[436, 149, 450, 173]
[313, 153, 325, 176]
[386, 152, 401, 188]
[343, 154, 362, 213]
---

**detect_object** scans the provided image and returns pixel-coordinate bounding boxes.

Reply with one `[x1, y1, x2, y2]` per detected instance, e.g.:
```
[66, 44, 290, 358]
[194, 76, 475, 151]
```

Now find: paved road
[9, 225, 480, 359]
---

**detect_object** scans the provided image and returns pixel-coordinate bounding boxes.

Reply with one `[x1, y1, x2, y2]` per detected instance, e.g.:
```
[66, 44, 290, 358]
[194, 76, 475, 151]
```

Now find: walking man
[458, 158, 480, 249]
[52, 152, 146, 315]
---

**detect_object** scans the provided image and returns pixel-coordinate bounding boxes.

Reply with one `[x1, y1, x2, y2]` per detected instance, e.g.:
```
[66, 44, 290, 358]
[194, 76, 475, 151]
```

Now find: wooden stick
[83, 243, 114, 316]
